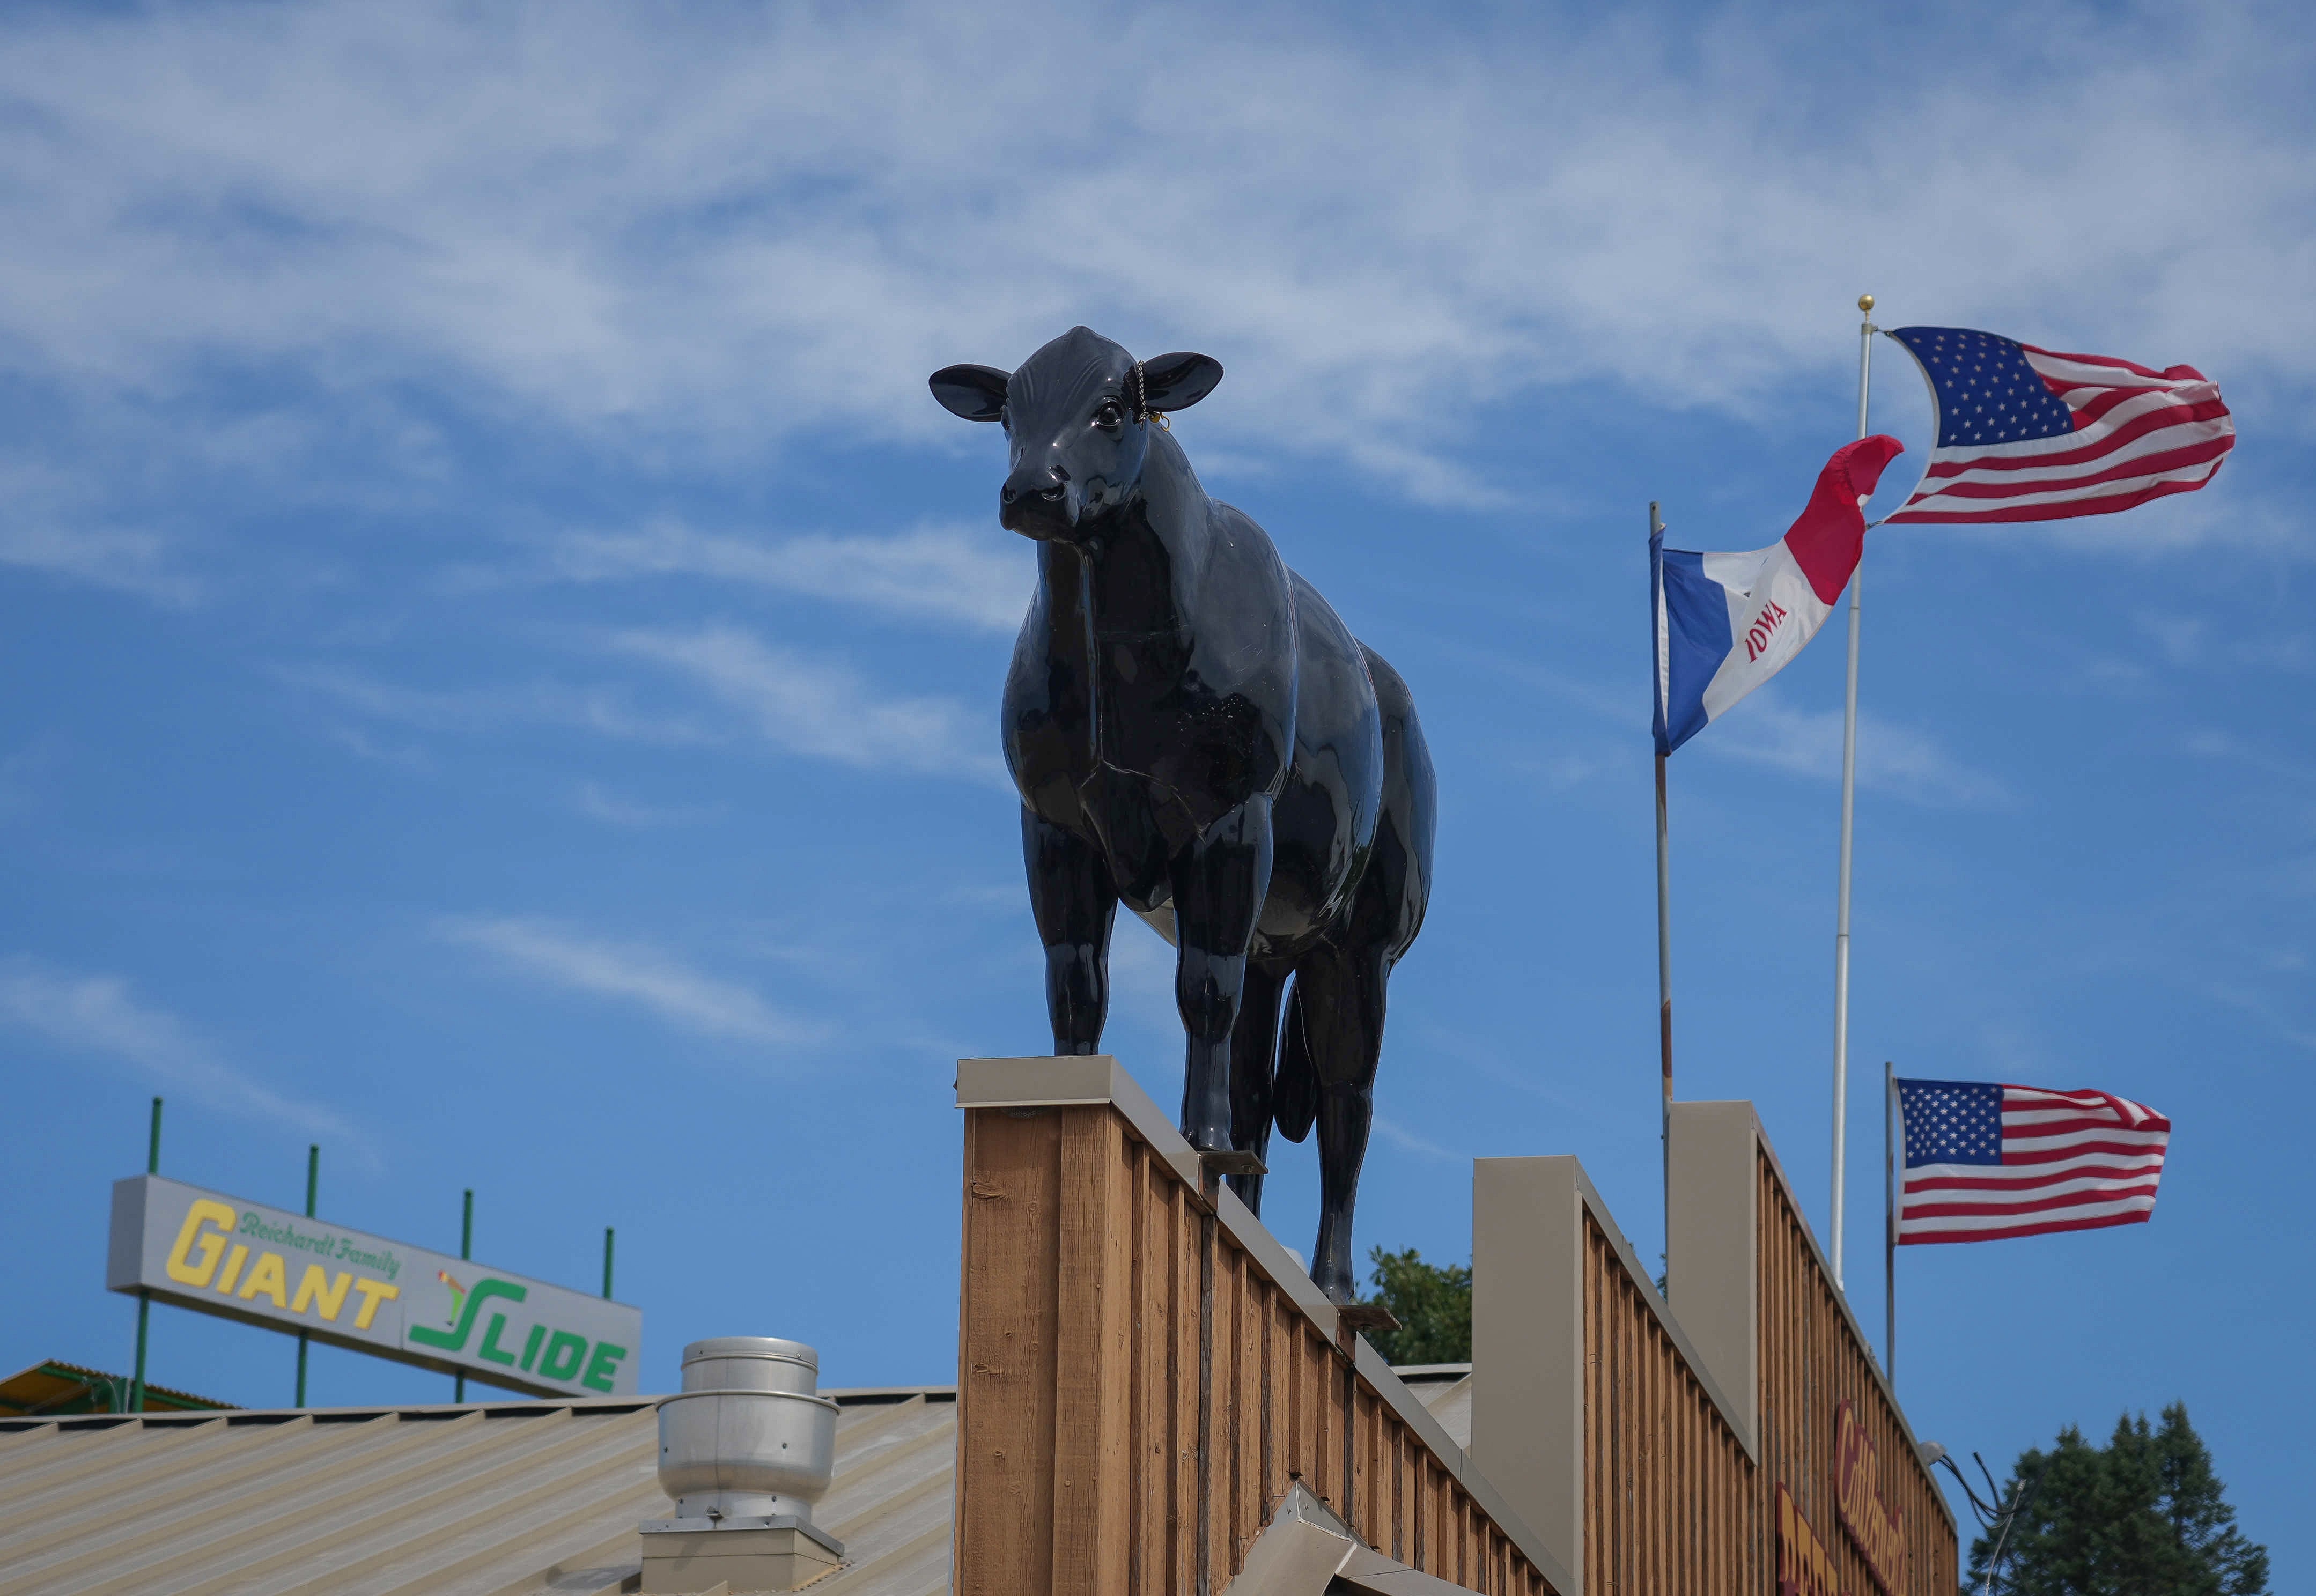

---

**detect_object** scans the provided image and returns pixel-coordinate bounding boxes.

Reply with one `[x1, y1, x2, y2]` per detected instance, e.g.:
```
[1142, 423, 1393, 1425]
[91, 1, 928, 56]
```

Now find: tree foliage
[1359, 1246, 1471, 1365]
[1973, 1403, 2267, 1596]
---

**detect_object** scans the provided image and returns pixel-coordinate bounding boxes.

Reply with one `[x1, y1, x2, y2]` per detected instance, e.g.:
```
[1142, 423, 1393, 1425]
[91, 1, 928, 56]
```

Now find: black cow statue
[931, 327, 1436, 1304]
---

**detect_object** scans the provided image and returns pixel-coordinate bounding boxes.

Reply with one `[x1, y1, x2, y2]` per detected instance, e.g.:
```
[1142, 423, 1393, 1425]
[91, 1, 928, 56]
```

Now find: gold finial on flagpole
[1858, 293, 1875, 315]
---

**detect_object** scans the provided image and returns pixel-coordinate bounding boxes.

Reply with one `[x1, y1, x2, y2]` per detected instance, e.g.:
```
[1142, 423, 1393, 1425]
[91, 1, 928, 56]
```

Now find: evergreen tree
[1970, 1403, 2267, 1596]
[1358, 1246, 1471, 1365]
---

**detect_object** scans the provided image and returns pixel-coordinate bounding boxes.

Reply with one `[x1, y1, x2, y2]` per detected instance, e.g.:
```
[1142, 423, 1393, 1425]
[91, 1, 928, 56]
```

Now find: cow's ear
[1138, 352, 1223, 413]
[930, 364, 1011, 422]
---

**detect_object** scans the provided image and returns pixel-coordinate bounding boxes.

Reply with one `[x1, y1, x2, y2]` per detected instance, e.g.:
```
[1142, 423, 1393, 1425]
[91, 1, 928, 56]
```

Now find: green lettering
[581, 1341, 626, 1393]
[410, 1278, 527, 1352]
[519, 1324, 545, 1372]
[477, 1312, 519, 1365]
[539, 1331, 587, 1382]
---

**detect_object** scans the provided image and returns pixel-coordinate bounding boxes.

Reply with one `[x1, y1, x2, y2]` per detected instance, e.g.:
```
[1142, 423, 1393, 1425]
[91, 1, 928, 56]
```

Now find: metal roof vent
[640, 1336, 844, 1593]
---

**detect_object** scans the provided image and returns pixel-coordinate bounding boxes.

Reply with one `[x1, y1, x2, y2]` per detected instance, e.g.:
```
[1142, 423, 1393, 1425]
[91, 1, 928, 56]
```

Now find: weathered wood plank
[955, 1108, 1063, 1596]
[1174, 1178, 1200, 1595]
[1051, 1107, 1133, 1593]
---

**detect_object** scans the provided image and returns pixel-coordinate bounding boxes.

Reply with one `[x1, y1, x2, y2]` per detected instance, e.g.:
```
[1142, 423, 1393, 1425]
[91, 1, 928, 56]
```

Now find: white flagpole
[1653, 500, 1673, 1269]
[1830, 292, 1876, 1291]
[1885, 1060, 1898, 1381]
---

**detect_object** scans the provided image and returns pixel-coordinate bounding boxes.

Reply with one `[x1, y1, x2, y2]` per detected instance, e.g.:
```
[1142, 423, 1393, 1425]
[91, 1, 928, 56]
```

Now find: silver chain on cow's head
[1134, 361, 1171, 431]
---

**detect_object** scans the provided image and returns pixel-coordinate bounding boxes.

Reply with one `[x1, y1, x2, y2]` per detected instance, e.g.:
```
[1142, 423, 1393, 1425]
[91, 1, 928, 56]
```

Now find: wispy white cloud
[543, 521, 1029, 634]
[572, 781, 719, 828]
[1950, 484, 2315, 560]
[439, 917, 821, 1047]
[2182, 726, 2311, 784]
[1104, 919, 1189, 1047]
[0, 958, 353, 1142]
[323, 723, 435, 773]
[1371, 1113, 1462, 1163]
[0, 1, 2302, 509]
[2133, 610, 2208, 667]
[609, 625, 1005, 784]
[1703, 691, 2010, 807]
[0, 519, 203, 607]
[0, 740, 60, 822]
[290, 667, 707, 745]
[289, 633, 1001, 786]
[0, 458, 207, 603]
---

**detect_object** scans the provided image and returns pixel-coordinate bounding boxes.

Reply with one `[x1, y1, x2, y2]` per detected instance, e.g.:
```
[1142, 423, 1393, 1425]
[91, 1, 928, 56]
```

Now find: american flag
[1880, 327, 2233, 524]
[1895, 1078, 2171, 1244]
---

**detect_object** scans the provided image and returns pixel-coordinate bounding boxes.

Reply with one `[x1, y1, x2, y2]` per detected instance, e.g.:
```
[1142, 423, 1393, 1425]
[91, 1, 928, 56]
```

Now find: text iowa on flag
[1895, 1078, 2171, 1244]
[1651, 434, 1904, 756]
[1882, 327, 2233, 524]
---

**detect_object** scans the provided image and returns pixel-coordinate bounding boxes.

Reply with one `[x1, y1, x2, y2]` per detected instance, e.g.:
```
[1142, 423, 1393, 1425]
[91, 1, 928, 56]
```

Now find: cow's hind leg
[1294, 938, 1392, 1305]
[1023, 808, 1117, 1055]
[1226, 959, 1288, 1214]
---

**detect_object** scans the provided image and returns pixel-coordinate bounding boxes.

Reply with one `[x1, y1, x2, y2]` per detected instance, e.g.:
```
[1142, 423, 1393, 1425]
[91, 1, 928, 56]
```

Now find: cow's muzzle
[1000, 464, 1079, 538]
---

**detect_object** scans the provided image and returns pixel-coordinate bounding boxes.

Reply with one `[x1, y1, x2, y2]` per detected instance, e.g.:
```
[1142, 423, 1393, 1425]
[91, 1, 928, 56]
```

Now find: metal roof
[0, 1388, 956, 1596]
[0, 1359, 232, 1418]
[0, 1369, 1469, 1595]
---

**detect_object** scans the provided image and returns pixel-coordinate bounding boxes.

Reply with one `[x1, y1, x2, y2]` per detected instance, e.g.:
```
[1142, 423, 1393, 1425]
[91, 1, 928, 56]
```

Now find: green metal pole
[296, 1144, 318, 1407]
[129, 1097, 161, 1414]
[602, 1228, 615, 1299]
[454, 1189, 473, 1402]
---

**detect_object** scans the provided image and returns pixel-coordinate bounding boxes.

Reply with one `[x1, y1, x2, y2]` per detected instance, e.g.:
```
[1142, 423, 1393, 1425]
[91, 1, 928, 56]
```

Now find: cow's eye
[1095, 400, 1123, 428]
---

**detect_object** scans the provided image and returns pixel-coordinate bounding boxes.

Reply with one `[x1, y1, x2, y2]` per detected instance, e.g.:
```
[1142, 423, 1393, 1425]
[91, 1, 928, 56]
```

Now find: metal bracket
[1334, 1303, 1400, 1335]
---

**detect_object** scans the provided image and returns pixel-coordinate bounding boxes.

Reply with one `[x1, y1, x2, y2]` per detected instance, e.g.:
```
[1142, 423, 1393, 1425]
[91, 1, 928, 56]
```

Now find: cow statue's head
[930, 327, 1224, 542]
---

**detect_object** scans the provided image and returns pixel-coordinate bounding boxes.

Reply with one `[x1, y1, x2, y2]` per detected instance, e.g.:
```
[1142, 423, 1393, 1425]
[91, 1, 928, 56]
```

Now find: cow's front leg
[1170, 795, 1274, 1152]
[1023, 808, 1117, 1054]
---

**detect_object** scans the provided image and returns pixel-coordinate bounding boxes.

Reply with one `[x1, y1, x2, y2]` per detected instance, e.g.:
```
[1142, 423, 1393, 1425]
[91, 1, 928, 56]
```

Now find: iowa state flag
[1651, 435, 1905, 755]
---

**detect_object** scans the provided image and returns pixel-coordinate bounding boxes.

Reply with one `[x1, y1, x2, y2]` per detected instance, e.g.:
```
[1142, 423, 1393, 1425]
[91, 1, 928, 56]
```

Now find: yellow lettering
[350, 1277, 400, 1330]
[291, 1266, 353, 1321]
[237, 1251, 289, 1308]
[213, 1243, 249, 1295]
[165, 1200, 237, 1287]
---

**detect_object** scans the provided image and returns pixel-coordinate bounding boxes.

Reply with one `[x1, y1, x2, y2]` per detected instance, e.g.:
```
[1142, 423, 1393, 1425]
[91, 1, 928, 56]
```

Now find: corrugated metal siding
[0, 1390, 956, 1596]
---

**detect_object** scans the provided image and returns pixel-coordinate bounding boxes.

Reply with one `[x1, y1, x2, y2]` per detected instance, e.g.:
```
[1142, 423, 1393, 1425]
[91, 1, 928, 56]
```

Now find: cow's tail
[1273, 974, 1317, 1143]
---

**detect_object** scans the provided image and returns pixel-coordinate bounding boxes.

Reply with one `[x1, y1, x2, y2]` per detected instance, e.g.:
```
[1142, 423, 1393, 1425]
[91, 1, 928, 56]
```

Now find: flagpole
[1884, 1061, 1897, 1383]
[296, 1143, 318, 1407]
[1830, 292, 1876, 1291]
[1653, 500, 1675, 1274]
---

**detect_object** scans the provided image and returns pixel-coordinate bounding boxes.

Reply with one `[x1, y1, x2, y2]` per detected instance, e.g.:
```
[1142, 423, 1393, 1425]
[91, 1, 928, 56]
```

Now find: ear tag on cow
[1134, 360, 1172, 429]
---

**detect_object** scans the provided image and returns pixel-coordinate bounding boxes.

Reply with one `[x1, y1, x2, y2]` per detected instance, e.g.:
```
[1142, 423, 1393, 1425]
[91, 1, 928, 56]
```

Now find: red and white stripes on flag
[1882, 327, 2233, 524]
[1895, 1078, 2172, 1244]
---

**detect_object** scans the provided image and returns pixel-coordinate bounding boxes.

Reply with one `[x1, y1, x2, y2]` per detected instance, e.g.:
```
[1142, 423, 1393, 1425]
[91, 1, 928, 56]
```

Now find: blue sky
[3, 0, 2310, 1576]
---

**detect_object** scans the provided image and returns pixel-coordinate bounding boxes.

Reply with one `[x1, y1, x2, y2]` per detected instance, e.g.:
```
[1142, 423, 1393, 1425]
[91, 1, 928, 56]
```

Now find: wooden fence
[1477, 1103, 1958, 1596]
[1582, 1211, 1759, 1595]
[955, 1056, 1566, 1596]
[1753, 1144, 1953, 1596]
[954, 1062, 1954, 1596]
